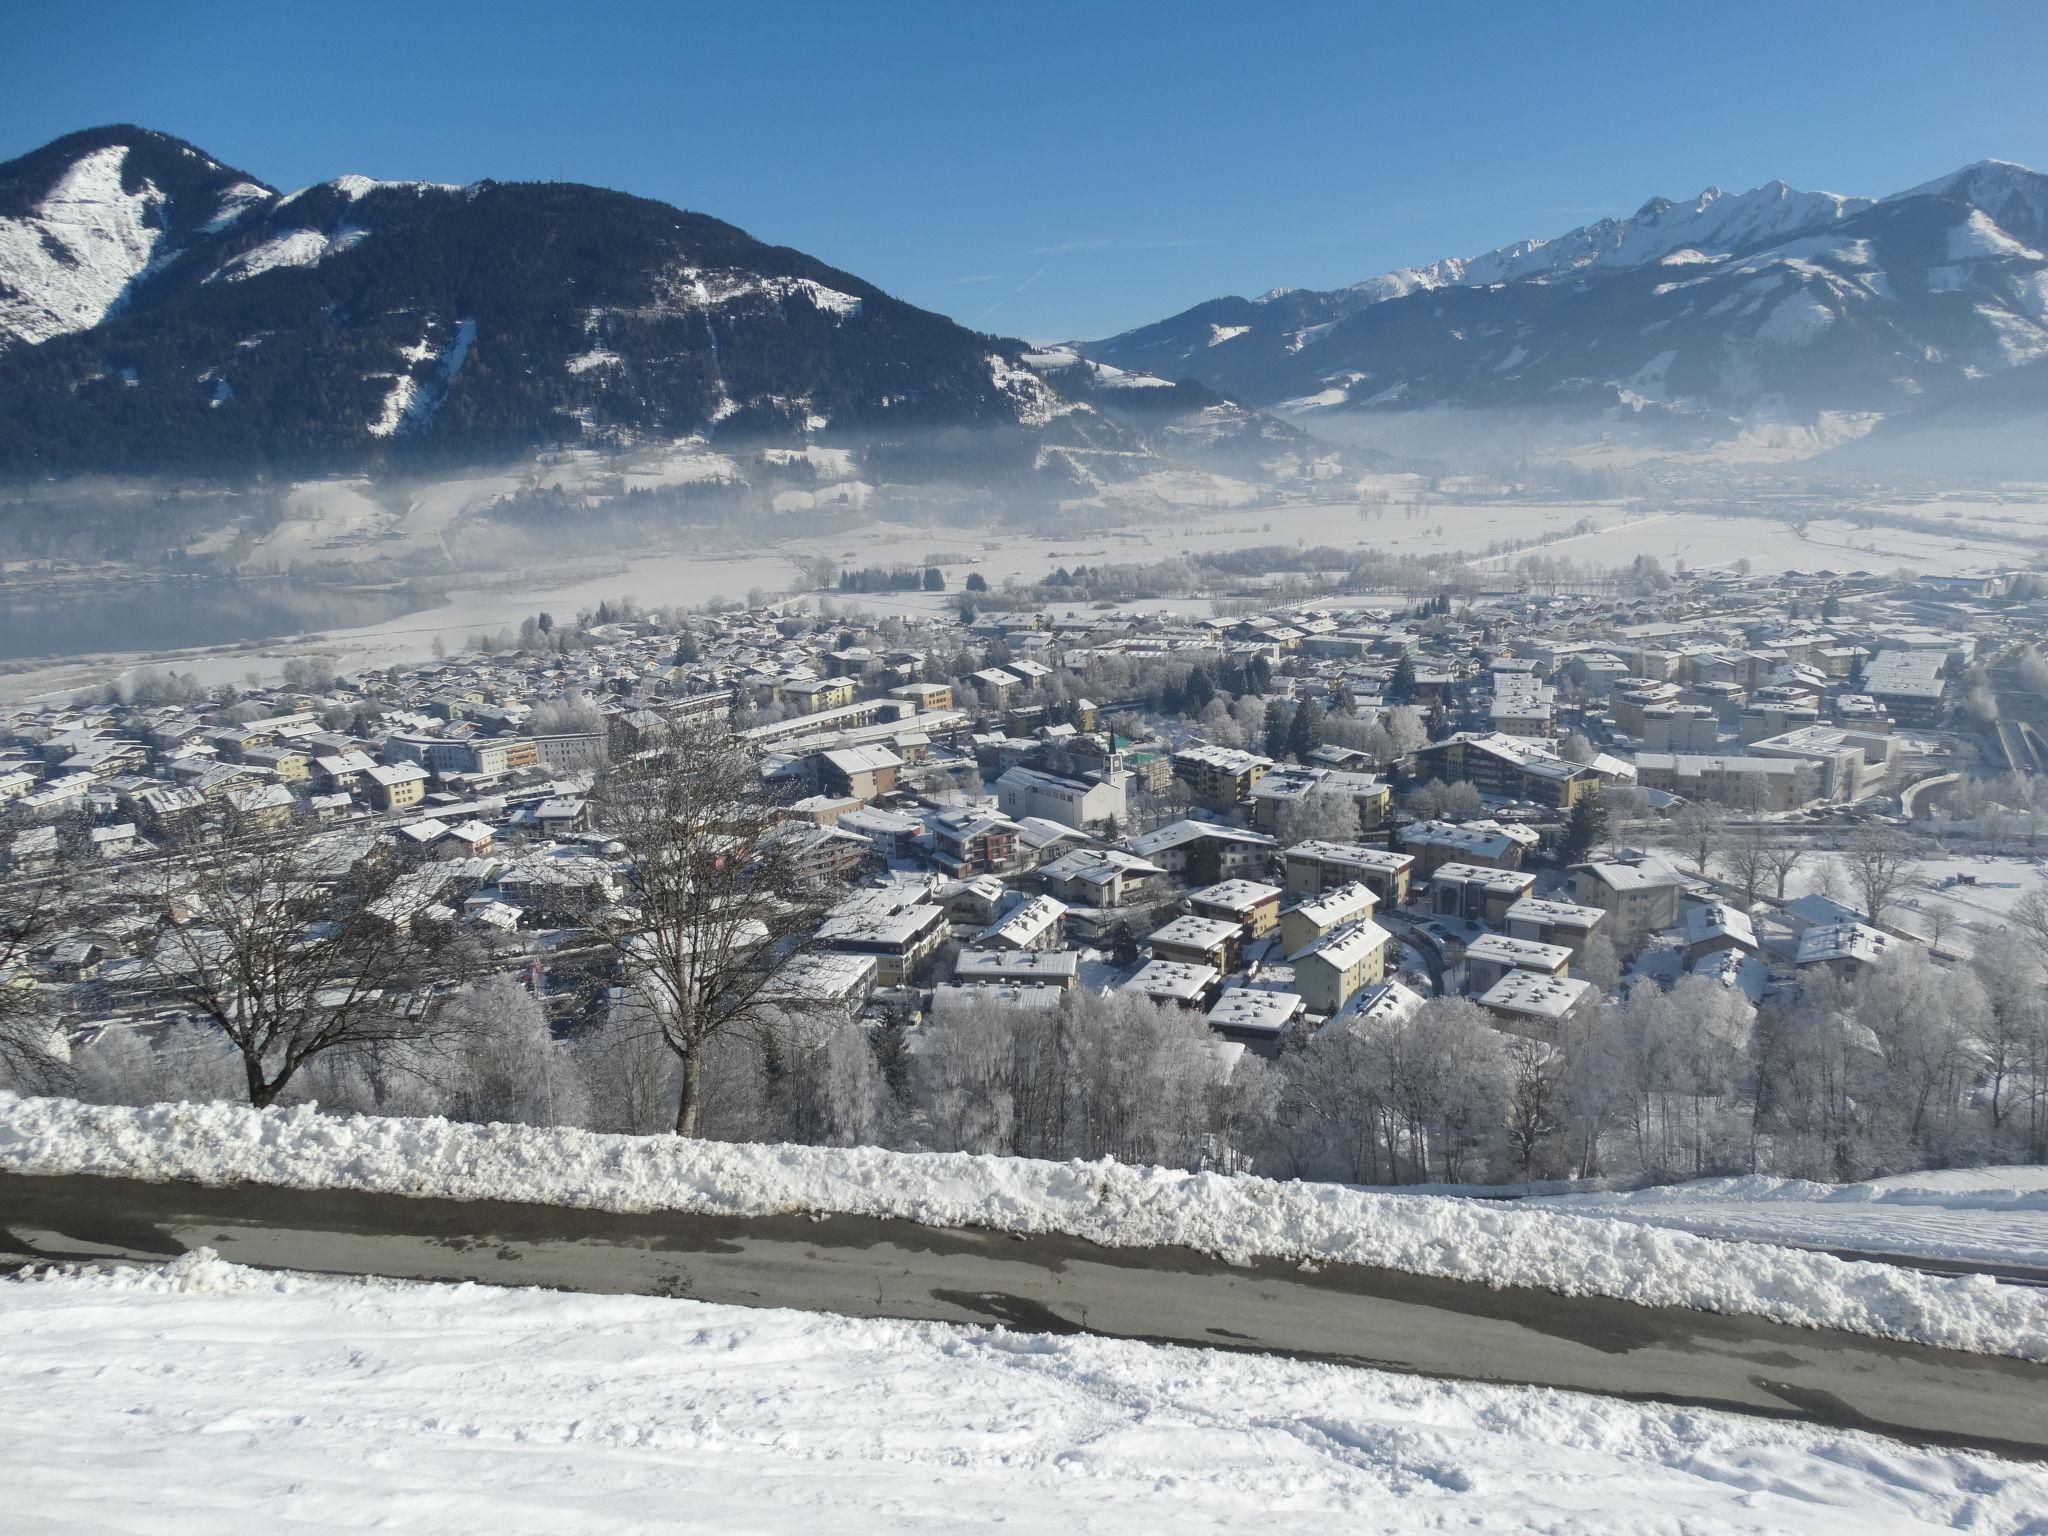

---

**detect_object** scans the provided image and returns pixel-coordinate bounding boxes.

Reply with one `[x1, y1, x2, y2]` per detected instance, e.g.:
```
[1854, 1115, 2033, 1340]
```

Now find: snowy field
[1527, 1168, 2048, 1270]
[1771, 849, 2048, 953]
[6, 1251, 2043, 1536]
[5, 1093, 2044, 1358]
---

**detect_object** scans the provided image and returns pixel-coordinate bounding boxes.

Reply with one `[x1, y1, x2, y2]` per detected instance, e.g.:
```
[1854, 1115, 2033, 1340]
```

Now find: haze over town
[5, 5, 2048, 1533]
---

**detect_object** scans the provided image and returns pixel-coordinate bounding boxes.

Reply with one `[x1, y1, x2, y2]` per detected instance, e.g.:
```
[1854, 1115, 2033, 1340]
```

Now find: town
[4, 557, 2045, 1186]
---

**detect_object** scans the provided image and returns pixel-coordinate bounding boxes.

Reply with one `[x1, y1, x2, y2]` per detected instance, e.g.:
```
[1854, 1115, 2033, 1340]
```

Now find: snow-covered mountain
[0, 126, 1157, 479]
[1088, 161, 2048, 443]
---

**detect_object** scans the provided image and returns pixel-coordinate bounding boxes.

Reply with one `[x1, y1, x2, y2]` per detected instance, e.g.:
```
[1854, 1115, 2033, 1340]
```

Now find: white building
[995, 764, 1127, 831]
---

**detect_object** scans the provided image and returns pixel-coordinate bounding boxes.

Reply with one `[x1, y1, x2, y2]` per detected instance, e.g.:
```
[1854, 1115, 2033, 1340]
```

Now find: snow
[368, 319, 477, 435]
[668, 268, 864, 321]
[0, 145, 166, 347]
[207, 224, 369, 283]
[1301, 177, 1876, 324]
[987, 353, 1075, 426]
[1275, 386, 1350, 412]
[1207, 323, 1252, 346]
[1755, 292, 1836, 346]
[1947, 210, 2044, 263]
[198, 180, 274, 234]
[1614, 349, 1678, 407]
[8, 1253, 2039, 1536]
[1890, 158, 2042, 204]
[365, 374, 417, 437]
[284, 174, 461, 204]
[2, 1092, 2043, 1360]
[1020, 343, 1080, 368]
[1975, 304, 2048, 367]
[1527, 1170, 2048, 1270]
[1089, 361, 1177, 389]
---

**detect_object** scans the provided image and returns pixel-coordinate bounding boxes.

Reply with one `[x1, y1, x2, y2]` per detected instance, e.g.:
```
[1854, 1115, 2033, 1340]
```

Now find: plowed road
[4, 1171, 2042, 1460]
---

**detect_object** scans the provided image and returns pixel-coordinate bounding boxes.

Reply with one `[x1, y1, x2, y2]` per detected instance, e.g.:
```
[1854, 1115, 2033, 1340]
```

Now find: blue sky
[11, 1, 2047, 341]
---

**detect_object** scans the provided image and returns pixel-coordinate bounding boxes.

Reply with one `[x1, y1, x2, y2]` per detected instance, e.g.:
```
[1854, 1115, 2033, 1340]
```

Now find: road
[5, 1170, 2045, 1460]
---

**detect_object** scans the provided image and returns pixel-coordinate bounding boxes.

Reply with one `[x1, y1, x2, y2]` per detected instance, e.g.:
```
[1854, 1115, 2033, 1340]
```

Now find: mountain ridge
[1086, 160, 2048, 446]
[0, 126, 1161, 481]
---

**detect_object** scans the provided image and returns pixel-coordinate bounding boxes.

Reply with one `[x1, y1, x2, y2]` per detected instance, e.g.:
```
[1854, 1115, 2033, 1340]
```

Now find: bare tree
[1500, 1035, 1567, 1179]
[588, 724, 830, 1136]
[1670, 800, 1726, 879]
[1722, 824, 1772, 904]
[144, 823, 476, 1108]
[1842, 828, 1921, 926]
[2010, 889, 2048, 952]
[0, 867, 75, 1091]
[1760, 840, 1808, 902]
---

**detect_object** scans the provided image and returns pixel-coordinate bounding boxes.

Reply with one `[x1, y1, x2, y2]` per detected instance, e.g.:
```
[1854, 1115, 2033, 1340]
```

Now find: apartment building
[1170, 744, 1273, 810]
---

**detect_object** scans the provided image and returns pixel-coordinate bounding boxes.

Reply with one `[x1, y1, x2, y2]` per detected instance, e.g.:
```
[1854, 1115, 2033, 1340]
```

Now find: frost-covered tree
[1972, 929, 2048, 1158]
[72, 1021, 241, 1108]
[1385, 707, 1428, 758]
[1575, 931, 1621, 994]
[439, 975, 580, 1127]
[1853, 948, 1984, 1171]
[1843, 830, 1922, 927]
[1277, 789, 1363, 847]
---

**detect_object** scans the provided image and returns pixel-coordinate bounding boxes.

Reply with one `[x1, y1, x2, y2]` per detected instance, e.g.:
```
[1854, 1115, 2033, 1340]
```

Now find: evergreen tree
[922, 567, 944, 591]
[1558, 792, 1609, 865]
[965, 572, 989, 593]
[1263, 698, 1293, 758]
[1287, 698, 1325, 760]
[1388, 653, 1417, 704]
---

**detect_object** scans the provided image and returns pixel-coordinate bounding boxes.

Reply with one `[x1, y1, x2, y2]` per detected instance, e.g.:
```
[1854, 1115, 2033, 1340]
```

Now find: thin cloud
[1023, 235, 1213, 256]
[973, 266, 1046, 324]
[947, 273, 1003, 284]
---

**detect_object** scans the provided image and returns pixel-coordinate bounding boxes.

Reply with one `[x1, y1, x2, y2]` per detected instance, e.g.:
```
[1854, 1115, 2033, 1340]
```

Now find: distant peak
[1887, 157, 2045, 203]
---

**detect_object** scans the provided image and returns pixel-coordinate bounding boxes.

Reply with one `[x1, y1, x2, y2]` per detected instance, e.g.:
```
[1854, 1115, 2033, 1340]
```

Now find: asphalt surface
[5, 1171, 2046, 1460]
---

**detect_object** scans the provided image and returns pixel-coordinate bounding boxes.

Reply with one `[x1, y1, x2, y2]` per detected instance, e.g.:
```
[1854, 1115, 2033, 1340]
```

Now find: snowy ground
[12, 467, 2032, 705]
[5, 1093, 2044, 1358]
[6, 1251, 2043, 1536]
[1526, 1168, 2048, 1270]
[1768, 849, 2048, 954]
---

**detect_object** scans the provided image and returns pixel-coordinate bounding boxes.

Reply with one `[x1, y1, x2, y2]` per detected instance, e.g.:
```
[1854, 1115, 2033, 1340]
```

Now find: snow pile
[1530, 1169, 2048, 1269]
[3, 1092, 2045, 1359]
[7, 1253, 2041, 1535]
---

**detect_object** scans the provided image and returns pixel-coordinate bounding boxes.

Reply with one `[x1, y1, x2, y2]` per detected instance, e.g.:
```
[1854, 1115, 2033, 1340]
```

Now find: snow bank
[1531, 1169, 2048, 1269]
[3, 1091, 2044, 1360]
[13, 1253, 2040, 1534]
